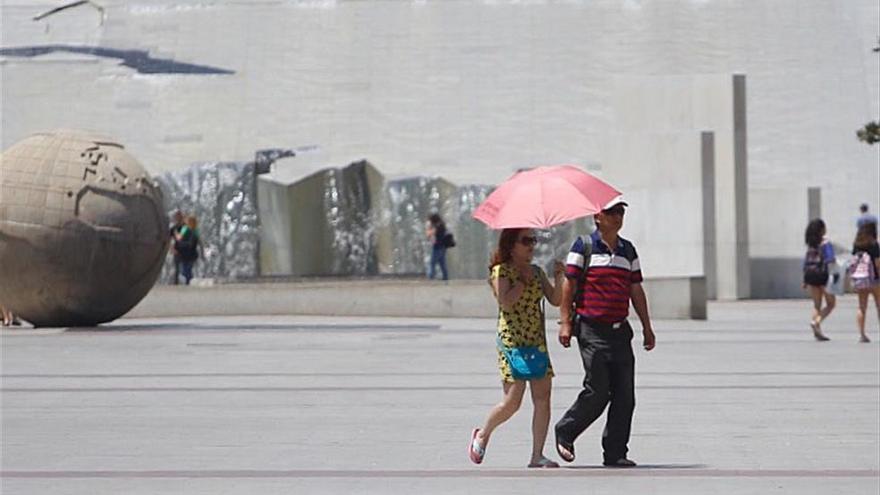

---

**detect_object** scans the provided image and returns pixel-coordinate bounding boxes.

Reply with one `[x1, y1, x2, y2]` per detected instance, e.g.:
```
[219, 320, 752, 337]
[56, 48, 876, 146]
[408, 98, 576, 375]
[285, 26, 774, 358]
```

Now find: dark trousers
[555, 318, 636, 463]
[173, 256, 182, 285]
[428, 245, 448, 280]
[181, 260, 195, 285]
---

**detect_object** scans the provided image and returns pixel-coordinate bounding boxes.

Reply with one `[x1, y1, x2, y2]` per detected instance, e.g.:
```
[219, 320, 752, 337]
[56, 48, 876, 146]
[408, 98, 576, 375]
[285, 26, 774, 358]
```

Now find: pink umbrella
[472, 165, 623, 229]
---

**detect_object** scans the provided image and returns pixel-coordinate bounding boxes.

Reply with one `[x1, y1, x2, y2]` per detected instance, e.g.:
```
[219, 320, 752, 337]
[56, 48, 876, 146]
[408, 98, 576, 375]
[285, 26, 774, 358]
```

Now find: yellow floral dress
[491, 263, 554, 383]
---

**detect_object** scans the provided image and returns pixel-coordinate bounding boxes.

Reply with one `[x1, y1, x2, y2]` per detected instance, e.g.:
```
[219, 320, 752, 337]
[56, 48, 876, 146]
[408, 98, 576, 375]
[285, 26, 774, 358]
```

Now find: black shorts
[803, 271, 829, 287]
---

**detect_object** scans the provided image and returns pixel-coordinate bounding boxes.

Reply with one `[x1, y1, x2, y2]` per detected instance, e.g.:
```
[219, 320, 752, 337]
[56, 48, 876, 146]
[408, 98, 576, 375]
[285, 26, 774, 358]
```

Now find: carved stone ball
[0, 130, 168, 327]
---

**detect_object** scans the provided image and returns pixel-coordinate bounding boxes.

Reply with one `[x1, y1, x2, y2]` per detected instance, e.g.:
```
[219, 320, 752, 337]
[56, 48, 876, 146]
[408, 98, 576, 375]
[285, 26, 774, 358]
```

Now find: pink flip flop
[468, 428, 486, 464]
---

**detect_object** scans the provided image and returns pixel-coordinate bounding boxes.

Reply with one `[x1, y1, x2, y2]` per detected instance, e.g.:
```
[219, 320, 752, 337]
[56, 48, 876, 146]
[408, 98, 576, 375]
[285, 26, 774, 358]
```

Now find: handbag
[497, 336, 549, 380]
[496, 265, 549, 380]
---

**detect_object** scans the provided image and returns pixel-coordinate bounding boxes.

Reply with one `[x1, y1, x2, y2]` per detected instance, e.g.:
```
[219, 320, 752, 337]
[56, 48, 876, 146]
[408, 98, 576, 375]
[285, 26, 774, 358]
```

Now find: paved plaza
[1, 297, 879, 494]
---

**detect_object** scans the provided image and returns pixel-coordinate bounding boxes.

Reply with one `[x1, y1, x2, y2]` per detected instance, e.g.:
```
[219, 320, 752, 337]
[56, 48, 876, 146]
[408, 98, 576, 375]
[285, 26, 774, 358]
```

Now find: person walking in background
[469, 228, 565, 468]
[426, 213, 450, 281]
[849, 221, 880, 343]
[174, 215, 200, 285]
[169, 210, 185, 285]
[802, 219, 836, 341]
[555, 199, 655, 467]
[856, 203, 878, 229]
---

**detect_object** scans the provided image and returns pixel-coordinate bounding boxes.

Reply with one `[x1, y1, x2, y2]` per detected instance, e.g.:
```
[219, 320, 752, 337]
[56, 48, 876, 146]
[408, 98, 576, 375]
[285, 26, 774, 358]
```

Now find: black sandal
[555, 439, 575, 463]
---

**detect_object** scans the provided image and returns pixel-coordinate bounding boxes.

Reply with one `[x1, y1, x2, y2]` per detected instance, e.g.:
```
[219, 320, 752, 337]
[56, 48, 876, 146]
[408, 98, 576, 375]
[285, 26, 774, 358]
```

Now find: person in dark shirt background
[173, 215, 200, 285]
[169, 210, 185, 285]
[850, 221, 880, 343]
[426, 213, 450, 281]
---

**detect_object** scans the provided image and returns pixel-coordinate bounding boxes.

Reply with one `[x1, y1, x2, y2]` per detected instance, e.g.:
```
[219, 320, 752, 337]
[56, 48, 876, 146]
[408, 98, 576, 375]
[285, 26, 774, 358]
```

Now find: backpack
[442, 232, 456, 248]
[803, 246, 827, 282]
[848, 251, 874, 280]
[176, 227, 200, 261]
[569, 236, 594, 322]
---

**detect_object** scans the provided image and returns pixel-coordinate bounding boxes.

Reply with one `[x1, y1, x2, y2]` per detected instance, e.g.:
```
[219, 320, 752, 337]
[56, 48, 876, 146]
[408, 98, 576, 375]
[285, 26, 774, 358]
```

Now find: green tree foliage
[856, 38, 880, 145]
[857, 121, 880, 145]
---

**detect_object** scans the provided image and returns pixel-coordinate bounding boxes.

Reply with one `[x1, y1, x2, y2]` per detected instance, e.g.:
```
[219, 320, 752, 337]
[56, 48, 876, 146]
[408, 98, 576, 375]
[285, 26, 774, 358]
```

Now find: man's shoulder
[617, 236, 638, 257]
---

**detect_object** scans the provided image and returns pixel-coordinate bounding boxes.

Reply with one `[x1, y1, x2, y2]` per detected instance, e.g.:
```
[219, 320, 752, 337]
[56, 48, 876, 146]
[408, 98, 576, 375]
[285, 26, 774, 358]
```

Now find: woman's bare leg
[857, 290, 869, 340]
[809, 286, 823, 323]
[528, 375, 553, 463]
[808, 286, 830, 340]
[478, 380, 526, 449]
[868, 286, 880, 341]
[873, 286, 880, 322]
[821, 291, 836, 321]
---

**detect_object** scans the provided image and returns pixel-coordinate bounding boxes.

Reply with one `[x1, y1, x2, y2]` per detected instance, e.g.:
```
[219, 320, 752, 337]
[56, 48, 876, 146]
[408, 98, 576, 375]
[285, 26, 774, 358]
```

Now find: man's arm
[557, 277, 577, 348]
[559, 236, 589, 348]
[630, 283, 655, 351]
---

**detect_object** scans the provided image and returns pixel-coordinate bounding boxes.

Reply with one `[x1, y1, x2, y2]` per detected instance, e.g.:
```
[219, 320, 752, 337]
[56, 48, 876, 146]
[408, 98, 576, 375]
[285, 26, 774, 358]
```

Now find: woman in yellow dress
[469, 228, 565, 468]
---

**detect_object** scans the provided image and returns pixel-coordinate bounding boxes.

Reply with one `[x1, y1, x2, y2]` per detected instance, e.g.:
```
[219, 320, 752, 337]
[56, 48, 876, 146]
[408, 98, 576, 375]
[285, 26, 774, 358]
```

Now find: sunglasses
[603, 206, 626, 216]
[518, 236, 538, 247]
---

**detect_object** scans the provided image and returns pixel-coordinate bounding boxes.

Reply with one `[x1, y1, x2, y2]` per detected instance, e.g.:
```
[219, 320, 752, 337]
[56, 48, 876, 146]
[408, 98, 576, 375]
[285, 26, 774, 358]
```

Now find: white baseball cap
[602, 195, 629, 211]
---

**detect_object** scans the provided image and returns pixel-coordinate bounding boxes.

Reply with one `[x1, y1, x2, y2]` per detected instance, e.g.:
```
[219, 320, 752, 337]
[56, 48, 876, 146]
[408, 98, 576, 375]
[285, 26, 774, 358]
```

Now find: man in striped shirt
[554, 198, 656, 467]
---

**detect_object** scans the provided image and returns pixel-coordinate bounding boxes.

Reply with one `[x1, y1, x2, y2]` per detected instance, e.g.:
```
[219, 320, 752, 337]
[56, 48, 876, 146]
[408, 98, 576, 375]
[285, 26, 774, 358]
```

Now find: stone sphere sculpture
[0, 130, 168, 327]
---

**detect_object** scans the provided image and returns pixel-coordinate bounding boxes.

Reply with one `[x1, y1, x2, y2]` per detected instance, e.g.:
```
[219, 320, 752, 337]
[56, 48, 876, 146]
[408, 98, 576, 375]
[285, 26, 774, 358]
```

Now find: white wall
[3, 0, 876, 184]
[604, 74, 748, 298]
[592, 131, 708, 280]
[2, 0, 878, 294]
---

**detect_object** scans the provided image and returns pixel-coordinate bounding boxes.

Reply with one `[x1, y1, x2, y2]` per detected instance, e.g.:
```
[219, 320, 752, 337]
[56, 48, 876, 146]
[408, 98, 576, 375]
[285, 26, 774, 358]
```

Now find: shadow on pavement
[63, 323, 440, 333]
[564, 464, 708, 470]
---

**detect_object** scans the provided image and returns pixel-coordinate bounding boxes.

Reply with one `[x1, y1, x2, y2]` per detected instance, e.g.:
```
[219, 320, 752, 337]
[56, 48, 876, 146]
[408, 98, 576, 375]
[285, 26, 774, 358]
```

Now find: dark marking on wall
[0, 45, 235, 75]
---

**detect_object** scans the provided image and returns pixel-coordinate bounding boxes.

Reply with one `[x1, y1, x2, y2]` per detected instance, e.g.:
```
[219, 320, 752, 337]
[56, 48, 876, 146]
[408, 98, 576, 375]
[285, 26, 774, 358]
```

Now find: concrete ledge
[750, 257, 805, 299]
[126, 277, 707, 320]
[749, 257, 855, 299]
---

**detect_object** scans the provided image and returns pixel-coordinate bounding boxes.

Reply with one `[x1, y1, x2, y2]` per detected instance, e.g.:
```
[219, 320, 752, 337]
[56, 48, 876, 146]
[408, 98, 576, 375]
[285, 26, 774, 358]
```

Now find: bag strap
[571, 236, 593, 323]
[531, 264, 546, 335]
[582, 235, 593, 281]
[806, 245, 823, 265]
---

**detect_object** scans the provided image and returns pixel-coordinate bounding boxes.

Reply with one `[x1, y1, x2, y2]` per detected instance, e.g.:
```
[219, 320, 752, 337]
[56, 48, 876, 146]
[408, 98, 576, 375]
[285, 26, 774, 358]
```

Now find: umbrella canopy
[472, 165, 623, 229]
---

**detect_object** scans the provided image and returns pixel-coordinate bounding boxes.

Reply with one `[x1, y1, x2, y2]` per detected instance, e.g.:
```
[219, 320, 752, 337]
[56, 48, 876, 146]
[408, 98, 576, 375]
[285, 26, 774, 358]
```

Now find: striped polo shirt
[565, 231, 643, 324]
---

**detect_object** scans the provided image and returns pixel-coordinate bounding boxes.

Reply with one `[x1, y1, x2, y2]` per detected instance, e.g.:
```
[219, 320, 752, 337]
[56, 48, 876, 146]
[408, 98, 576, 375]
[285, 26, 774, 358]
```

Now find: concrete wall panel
[128, 276, 706, 320]
[258, 160, 384, 277]
[607, 74, 749, 298]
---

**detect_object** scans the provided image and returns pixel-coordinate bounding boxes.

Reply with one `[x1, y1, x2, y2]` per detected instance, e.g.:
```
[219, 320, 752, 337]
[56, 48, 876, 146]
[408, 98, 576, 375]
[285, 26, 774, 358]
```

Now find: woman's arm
[176, 231, 190, 249]
[540, 263, 565, 306]
[493, 274, 526, 312]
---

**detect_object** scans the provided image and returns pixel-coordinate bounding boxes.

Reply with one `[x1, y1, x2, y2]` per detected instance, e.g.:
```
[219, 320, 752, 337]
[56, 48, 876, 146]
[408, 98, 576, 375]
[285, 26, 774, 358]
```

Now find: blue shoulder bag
[497, 337, 549, 380]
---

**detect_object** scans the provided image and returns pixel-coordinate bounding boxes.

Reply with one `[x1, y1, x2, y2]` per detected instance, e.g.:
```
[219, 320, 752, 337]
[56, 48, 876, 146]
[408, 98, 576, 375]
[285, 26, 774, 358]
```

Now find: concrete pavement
[2, 297, 879, 494]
